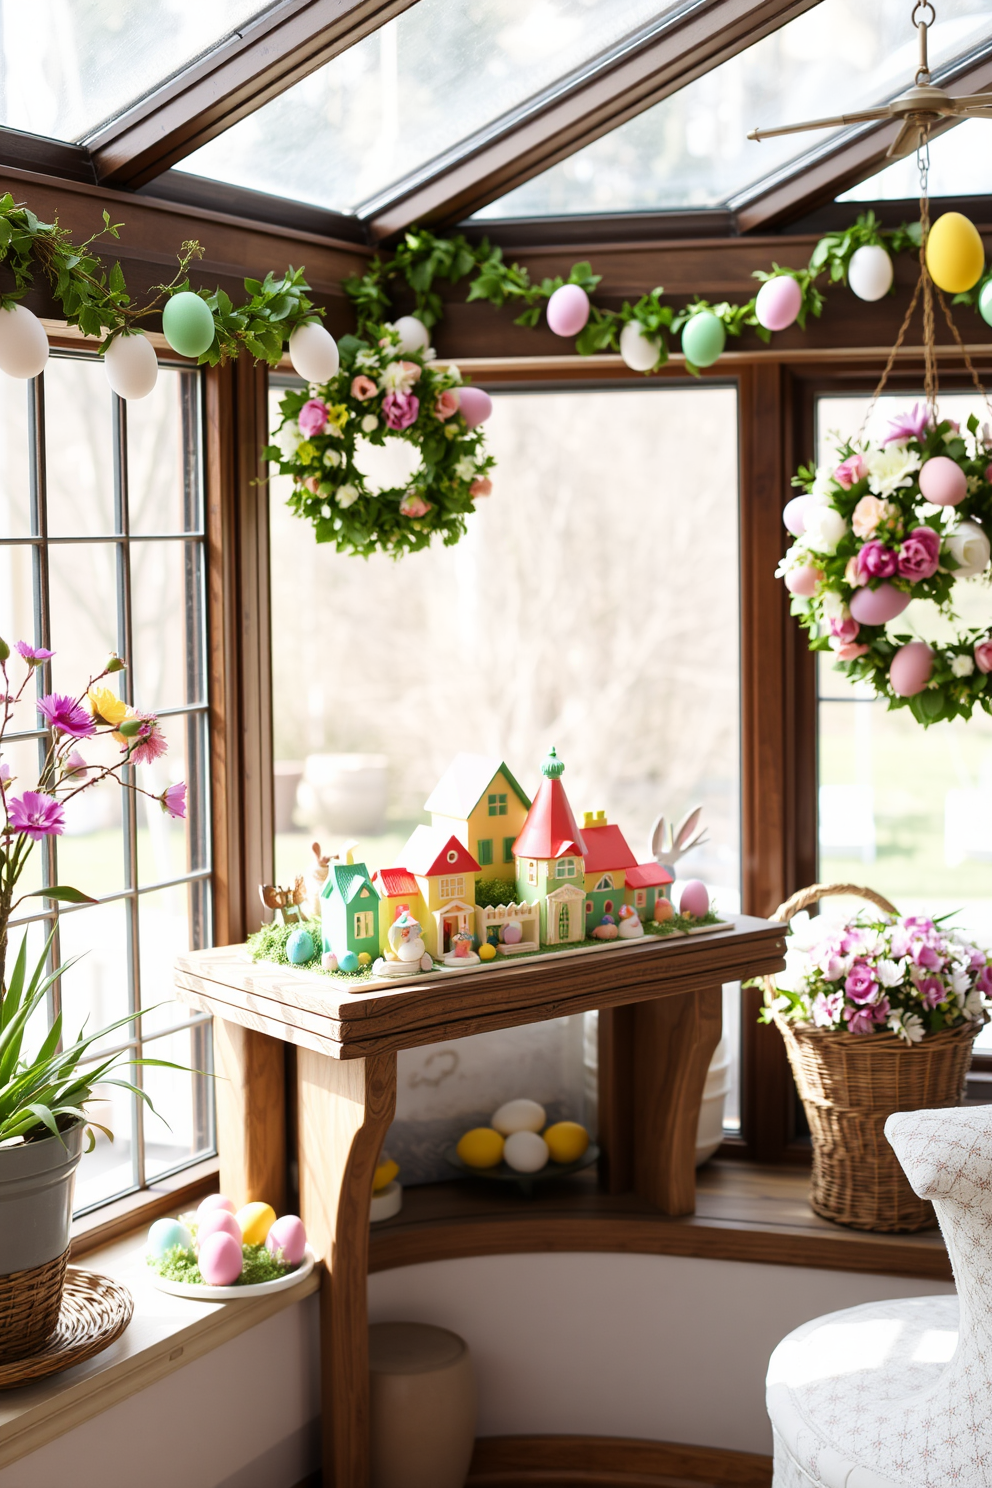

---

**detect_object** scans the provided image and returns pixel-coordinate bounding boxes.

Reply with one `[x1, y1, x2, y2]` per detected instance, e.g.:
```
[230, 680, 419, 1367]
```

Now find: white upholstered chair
[766, 1103, 992, 1488]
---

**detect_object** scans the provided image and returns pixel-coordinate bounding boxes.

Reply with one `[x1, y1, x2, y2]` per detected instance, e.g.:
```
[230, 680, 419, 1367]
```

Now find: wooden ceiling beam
[362, 0, 821, 242]
[87, 0, 419, 190]
[733, 46, 992, 232]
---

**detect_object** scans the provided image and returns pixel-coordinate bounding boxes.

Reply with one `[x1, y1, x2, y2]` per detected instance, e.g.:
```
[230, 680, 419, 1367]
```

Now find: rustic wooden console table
[175, 916, 785, 1488]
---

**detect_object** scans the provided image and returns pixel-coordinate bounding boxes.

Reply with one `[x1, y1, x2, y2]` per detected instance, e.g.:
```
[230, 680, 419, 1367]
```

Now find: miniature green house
[320, 861, 380, 961]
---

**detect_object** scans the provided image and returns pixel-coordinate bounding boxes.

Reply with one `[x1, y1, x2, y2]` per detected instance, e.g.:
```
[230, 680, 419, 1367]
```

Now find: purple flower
[898, 527, 940, 583]
[161, 782, 187, 820]
[904, 915, 937, 934]
[844, 1005, 877, 1035]
[975, 966, 992, 997]
[812, 991, 844, 1027]
[382, 391, 419, 431]
[15, 641, 54, 665]
[298, 399, 328, 438]
[857, 541, 899, 580]
[917, 976, 946, 1010]
[884, 403, 930, 446]
[62, 750, 89, 779]
[7, 790, 65, 840]
[913, 942, 942, 970]
[38, 693, 96, 739]
[0, 762, 9, 785]
[845, 961, 878, 1002]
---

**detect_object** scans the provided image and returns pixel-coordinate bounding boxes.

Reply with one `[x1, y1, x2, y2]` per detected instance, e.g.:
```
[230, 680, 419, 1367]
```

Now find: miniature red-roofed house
[395, 825, 481, 958]
[624, 861, 674, 922]
[371, 867, 429, 943]
[578, 810, 638, 933]
[512, 748, 588, 945]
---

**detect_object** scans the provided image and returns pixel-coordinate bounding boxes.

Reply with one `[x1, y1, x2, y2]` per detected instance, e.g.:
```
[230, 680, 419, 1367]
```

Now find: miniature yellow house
[371, 867, 428, 940]
[424, 753, 531, 881]
[396, 824, 481, 957]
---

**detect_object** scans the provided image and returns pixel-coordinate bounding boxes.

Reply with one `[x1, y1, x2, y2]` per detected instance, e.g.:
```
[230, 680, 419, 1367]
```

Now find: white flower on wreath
[454, 456, 476, 481]
[952, 654, 976, 678]
[336, 483, 360, 509]
[890, 1011, 925, 1044]
[380, 361, 420, 394]
[867, 445, 920, 498]
[276, 422, 301, 460]
[444, 362, 462, 383]
[355, 349, 379, 371]
[951, 966, 972, 997]
[802, 504, 848, 555]
[323, 448, 341, 468]
[876, 957, 907, 989]
[820, 591, 850, 622]
[361, 414, 379, 432]
[774, 544, 804, 579]
[810, 464, 837, 503]
[965, 987, 986, 1020]
[320, 502, 331, 518]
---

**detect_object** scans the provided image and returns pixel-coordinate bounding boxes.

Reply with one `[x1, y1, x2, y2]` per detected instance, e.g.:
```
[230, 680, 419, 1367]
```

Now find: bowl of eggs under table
[145, 1196, 315, 1299]
[447, 1099, 597, 1195]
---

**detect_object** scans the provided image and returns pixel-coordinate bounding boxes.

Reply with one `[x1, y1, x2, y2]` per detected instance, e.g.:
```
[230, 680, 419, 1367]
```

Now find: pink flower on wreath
[844, 1004, 878, 1035]
[382, 391, 419, 431]
[857, 541, 898, 581]
[834, 640, 870, 661]
[15, 641, 54, 665]
[38, 693, 96, 739]
[917, 975, 946, 1010]
[975, 965, 992, 997]
[298, 399, 328, 438]
[834, 454, 868, 489]
[161, 782, 187, 820]
[470, 477, 492, 499]
[399, 492, 433, 519]
[812, 990, 844, 1027]
[7, 790, 64, 840]
[852, 495, 896, 539]
[974, 639, 992, 674]
[829, 616, 860, 644]
[845, 961, 878, 1002]
[351, 376, 377, 401]
[872, 996, 892, 1024]
[433, 389, 460, 421]
[128, 715, 168, 766]
[884, 402, 930, 445]
[897, 527, 940, 582]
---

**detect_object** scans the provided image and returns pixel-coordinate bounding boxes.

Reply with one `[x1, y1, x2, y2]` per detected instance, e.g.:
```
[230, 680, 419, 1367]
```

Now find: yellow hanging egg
[926, 212, 985, 293]
[236, 1201, 276, 1245]
[456, 1127, 505, 1169]
[373, 1157, 399, 1192]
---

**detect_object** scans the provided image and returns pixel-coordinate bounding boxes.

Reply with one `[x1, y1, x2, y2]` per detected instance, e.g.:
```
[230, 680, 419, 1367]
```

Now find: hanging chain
[912, 1, 935, 84]
[917, 130, 940, 419]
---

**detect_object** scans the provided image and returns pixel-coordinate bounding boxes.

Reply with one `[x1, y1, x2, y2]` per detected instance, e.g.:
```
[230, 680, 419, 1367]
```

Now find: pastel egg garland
[779, 404, 992, 725]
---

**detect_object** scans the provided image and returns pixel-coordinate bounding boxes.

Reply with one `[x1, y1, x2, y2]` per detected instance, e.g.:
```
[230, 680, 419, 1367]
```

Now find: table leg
[297, 1049, 397, 1488]
[212, 1017, 286, 1212]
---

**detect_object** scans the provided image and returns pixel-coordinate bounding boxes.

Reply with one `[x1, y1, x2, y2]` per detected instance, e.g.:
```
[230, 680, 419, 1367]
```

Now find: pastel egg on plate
[755, 276, 802, 332]
[456, 1127, 505, 1169]
[652, 897, 674, 923]
[849, 582, 911, 626]
[501, 921, 523, 945]
[198, 1209, 242, 1246]
[919, 455, 967, 507]
[266, 1214, 307, 1267]
[237, 1201, 277, 1246]
[847, 244, 894, 302]
[492, 1098, 546, 1136]
[890, 641, 934, 697]
[199, 1231, 243, 1286]
[198, 1193, 237, 1217]
[679, 880, 710, 918]
[503, 1130, 550, 1173]
[543, 1121, 590, 1165]
[546, 283, 590, 338]
[147, 1217, 193, 1258]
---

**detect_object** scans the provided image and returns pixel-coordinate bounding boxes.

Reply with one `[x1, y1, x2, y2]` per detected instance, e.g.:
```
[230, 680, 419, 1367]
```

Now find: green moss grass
[148, 1242, 294, 1287]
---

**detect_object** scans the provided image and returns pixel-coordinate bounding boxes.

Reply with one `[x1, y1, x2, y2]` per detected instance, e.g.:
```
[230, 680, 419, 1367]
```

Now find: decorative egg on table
[197, 1209, 242, 1245]
[338, 950, 359, 973]
[681, 311, 725, 368]
[285, 926, 315, 965]
[458, 386, 493, 429]
[754, 276, 802, 332]
[543, 1121, 590, 1165]
[266, 1214, 308, 1266]
[104, 331, 158, 400]
[591, 915, 618, 940]
[236, 1201, 276, 1245]
[503, 1130, 549, 1173]
[478, 942, 497, 962]
[199, 1231, 243, 1286]
[147, 1217, 193, 1258]
[162, 291, 216, 358]
[392, 315, 430, 355]
[456, 1127, 505, 1168]
[890, 641, 934, 697]
[926, 212, 985, 293]
[919, 455, 967, 507]
[847, 245, 894, 302]
[679, 880, 710, 919]
[374, 1157, 400, 1192]
[492, 1098, 546, 1135]
[197, 1193, 237, 1217]
[0, 303, 49, 379]
[619, 320, 661, 371]
[501, 920, 523, 945]
[322, 951, 339, 971]
[288, 320, 340, 381]
[652, 897, 674, 924]
[546, 283, 590, 338]
[848, 582, 911, 626]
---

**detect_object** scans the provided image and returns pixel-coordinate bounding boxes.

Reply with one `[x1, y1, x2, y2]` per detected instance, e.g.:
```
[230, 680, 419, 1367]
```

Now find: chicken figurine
[591, 914, 618, 941]
[617, 904, 645, 939]
[373, 909, 433, 978]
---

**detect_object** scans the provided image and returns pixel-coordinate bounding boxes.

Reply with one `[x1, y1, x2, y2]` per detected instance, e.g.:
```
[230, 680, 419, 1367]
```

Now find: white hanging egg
[0, 303, 49, 379]
[104, 331, 158, 400]
[619, 320, 661, 371]
[392, 316, 430, 355]
[847, 245, 894, 302]
[289, 321, 340, 382]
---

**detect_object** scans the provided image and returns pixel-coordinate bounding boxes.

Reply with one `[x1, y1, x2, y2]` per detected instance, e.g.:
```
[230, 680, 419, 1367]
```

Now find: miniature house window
[527, 860, 538, 885]
[585, 900, 594, 914]
[635, 889, 647, 907]
[439, 876, 465, 901]
[594, 874, 614, 891]
[503, 837, 515, 863]
[487, 792, 508, 816]
[354, 911, 375, 939]
[478, 839, 493, 865]
[556, 858, 576, 878]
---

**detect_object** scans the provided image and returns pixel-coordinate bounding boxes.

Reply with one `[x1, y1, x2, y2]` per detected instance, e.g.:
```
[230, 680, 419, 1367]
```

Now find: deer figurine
[258, 876, 308, 924]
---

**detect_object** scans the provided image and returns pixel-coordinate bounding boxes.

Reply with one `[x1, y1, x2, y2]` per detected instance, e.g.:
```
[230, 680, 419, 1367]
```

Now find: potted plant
[0, 637, 186, 1362]
[762, 883, 991, 1233]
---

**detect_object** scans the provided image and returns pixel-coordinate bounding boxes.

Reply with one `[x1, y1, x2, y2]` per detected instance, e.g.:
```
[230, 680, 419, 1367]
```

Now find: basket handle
[770, 882, 899, 924]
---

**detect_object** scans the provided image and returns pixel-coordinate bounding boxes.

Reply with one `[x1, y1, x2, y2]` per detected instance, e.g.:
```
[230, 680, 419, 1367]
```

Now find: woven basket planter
[766, 883, 982, 1233]
[0, 1249, 70, 1363]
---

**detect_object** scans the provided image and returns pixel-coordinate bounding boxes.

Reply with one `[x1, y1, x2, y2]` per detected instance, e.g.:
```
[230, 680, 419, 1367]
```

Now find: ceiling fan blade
[748, 107, 891, 142]
[954, 107, 992, 120]
[886, 120, 923, 158]
[946, 92, 992, 109]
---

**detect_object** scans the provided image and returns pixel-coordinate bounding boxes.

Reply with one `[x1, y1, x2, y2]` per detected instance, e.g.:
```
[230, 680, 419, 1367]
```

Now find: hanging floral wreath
[779, 403, 992, 725]
[264, 328, 494, 558]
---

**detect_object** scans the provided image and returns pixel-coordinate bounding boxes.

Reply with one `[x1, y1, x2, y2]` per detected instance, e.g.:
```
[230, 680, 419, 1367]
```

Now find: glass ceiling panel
[839, 118, 992, 200]
[179, 0, 692, 214]
[0, 0, 276, 143]
[472, 0, 992, 219]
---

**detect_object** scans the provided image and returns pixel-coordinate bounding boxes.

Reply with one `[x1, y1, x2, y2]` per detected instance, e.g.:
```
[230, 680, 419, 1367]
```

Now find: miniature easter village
[249, 749, 724, 987]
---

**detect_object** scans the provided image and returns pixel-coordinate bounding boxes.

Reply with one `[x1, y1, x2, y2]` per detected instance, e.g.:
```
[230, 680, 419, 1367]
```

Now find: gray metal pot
[0, 1122, 84, 1276]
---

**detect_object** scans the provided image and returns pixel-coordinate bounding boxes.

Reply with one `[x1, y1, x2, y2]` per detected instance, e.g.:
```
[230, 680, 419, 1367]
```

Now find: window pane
[136, 710, 208, 885]
[57, 898, 132, 1058]
[142, 1023, 214, 1181]
[74, 1080, 135, 1213]
[0, 542, 40, 736]
[48, 541, 120, 690]
[181, 0, 688, 214]
[0, 0, 276, 143]
[127, 369, 202, 536]
[44, 358, 115, 537]
[138, 884, 198, 1032]
[841, 118, 992, 202]
[131, 541, 206, 709]
[474, 0, 992, 218]
[0, 377, 30, 538]
[57, 761, 129, 900]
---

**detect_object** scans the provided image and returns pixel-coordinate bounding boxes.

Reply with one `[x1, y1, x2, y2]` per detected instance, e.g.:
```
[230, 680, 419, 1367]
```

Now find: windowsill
[0, 1223, 321, 1472]
[69, 1158, 220, 1260]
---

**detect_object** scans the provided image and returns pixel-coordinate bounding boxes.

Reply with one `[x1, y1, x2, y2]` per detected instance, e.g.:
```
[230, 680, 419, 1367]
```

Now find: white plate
[149, 1245, 316, 1300]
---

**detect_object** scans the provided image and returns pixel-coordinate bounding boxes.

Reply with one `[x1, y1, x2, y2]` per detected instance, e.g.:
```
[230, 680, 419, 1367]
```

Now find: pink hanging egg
[919, 455, 967, 507]
[198, 1209, 242, 1245]
[266, 1214, 307, 1267]
[458, 386, 493, 429]
[198, 1193, 237, 1216]
[849, 583, 911, 625]
[546, 283, 590, 338]
[783, 495, 813, 536]
[755, 276, 802, 332]
[890, 640, 934, 696]
[198, 1231, 243, 1286]
[679, 880, 710, 918]
[785, 564, 822, 597]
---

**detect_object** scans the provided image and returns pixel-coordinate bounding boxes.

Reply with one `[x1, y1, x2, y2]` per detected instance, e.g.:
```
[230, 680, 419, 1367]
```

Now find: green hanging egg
[162, 291, 216, 358]
[681, 311, 726, 368]
[979, 279, 992, 328]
